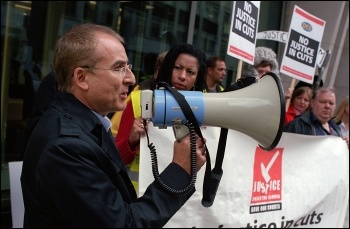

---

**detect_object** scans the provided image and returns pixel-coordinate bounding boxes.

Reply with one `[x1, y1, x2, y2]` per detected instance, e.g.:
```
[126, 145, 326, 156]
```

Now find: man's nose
[125, 70, 136, 85]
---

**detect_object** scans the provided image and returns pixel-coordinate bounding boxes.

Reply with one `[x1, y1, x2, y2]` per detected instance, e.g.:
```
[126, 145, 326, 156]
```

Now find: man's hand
[172, 134, 206, 174]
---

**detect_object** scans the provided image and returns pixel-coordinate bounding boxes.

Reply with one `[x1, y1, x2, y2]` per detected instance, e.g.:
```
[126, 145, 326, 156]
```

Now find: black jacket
[224, 77, 257, 92]
[21, 93, 194, 228]
[284, 110, 342, 136]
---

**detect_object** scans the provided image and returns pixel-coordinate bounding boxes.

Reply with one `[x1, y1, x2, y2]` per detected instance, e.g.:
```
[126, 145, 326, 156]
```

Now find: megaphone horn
[141, 72, 285, 151]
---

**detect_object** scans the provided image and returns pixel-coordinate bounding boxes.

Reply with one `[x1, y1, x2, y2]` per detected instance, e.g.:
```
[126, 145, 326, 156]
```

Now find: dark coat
[224, 77, 257, 92]
[21, 93, 193, 228]
[283, 110, 342, 137]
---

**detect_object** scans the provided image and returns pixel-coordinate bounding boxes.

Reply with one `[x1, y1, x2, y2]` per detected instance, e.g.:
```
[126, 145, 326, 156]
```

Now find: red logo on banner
[250, 147, 284, 214]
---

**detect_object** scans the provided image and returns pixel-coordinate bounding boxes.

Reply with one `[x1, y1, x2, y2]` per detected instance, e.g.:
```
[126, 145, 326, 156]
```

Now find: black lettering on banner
[286, 29, 319, 67]
[232, 1, 258, 43]
[249, 202, 282, 214]
[262, 31, 288, 43]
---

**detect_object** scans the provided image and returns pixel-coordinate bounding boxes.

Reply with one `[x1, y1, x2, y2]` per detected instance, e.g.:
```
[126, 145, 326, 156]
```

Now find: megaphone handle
[202, 128, 228, 207]
[147, 82, 209, 196]
[145, 121, 197, 196]
[201, 169, 223, 207]
[173, 124, 190, 140]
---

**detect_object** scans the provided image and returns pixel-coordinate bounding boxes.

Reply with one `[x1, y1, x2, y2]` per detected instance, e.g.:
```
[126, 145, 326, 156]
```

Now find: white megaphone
[141, 72, 285, 151]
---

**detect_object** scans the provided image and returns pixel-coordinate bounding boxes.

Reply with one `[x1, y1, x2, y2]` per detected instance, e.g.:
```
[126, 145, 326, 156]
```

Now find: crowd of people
[20, 23, 348, 227]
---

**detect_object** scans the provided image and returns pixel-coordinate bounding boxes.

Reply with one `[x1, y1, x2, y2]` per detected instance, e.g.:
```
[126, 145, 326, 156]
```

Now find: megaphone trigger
[173, 124, 190, 140]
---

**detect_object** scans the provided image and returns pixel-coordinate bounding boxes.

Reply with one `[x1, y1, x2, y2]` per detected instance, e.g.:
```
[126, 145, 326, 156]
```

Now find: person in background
[333, 97, 350, 229]
[115, 44, 206, 193]
[22, 71, 58, 160]
[333, 96, 350, 229]
[225, 46, 279, 91]
[20, 23, 206, 228]
[331, 95, 349, 229]
[110, 51, 167, 191]
[284, 87, 349, 229]
[284, 86, 313, 125]
[332, 95, 349, 138]
[110, 51, 167, 137]
[27, 71, 58, 135]
[138, 51, 168, 90]
[284, 75, 324, 105]
[203, 56, 226, 93]
[284, 87, 349, 146]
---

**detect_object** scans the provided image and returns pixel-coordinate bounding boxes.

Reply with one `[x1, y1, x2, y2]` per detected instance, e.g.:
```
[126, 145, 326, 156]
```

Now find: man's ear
[73, 67, 89, 90]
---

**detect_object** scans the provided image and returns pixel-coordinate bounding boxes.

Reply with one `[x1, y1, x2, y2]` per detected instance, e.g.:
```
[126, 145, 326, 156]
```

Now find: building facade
[1, 1, 348, 227]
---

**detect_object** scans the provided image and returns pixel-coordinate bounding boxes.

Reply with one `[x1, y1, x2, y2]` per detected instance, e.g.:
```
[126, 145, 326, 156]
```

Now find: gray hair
[241, 47, 279, 79]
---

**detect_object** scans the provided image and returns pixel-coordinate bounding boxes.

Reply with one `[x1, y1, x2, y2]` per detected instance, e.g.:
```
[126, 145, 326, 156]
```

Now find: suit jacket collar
[52, 93, 128, 171]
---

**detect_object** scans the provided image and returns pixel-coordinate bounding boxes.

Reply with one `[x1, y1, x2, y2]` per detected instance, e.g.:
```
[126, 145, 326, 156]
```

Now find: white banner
[139, 124, 349, 228]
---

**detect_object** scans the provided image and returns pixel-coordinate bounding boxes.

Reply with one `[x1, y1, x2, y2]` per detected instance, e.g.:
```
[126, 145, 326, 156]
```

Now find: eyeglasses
[80, 64, 132, 77]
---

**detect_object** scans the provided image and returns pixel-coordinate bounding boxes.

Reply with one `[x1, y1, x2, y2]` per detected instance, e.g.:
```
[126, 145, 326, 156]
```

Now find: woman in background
[285, 86, 313, 125]
[332, 95, 349, 138]
[115, 44, 206, 193]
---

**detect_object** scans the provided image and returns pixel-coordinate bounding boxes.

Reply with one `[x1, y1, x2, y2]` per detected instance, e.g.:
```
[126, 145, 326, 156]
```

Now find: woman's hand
[128, 117, 146, 150]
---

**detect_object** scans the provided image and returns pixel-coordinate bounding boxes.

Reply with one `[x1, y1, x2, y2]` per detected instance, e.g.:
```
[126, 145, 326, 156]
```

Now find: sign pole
[285, 78, 296, 112]
[314, 50, 331, 91]
[236, 60, 243, 80]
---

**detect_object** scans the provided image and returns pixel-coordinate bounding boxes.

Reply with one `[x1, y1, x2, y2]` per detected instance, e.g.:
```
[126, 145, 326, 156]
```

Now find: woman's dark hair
[153, 43, 206, 92]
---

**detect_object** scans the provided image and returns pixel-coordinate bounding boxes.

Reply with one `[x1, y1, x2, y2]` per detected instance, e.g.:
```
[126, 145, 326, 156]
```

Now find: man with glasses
[21, 23, 207, 227]
[79, 64, 132, 74]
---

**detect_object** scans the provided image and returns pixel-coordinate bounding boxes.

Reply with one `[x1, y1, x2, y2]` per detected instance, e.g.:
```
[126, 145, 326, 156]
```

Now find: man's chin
[115, 103, 126, 112]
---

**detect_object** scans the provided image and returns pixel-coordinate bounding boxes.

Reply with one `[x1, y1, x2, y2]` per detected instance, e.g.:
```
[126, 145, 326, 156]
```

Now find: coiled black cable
[143, 119, 197, 196]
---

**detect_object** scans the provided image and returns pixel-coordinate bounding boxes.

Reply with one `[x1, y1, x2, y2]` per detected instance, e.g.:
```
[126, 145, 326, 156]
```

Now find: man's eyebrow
[113, 60, 128, 66]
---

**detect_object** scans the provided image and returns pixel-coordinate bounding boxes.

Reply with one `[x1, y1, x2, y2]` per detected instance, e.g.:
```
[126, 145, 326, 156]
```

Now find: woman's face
[293, 92, 310, 113]
[171, 53, 199, 90]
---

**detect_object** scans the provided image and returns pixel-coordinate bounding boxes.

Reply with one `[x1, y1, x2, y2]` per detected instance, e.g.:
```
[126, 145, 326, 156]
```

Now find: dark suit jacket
[283, 110, 342, 137]
[21, 92, 194, 228]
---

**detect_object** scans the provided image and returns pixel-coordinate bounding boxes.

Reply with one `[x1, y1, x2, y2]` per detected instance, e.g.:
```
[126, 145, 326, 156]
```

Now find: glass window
[1, 2, 282, 227]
